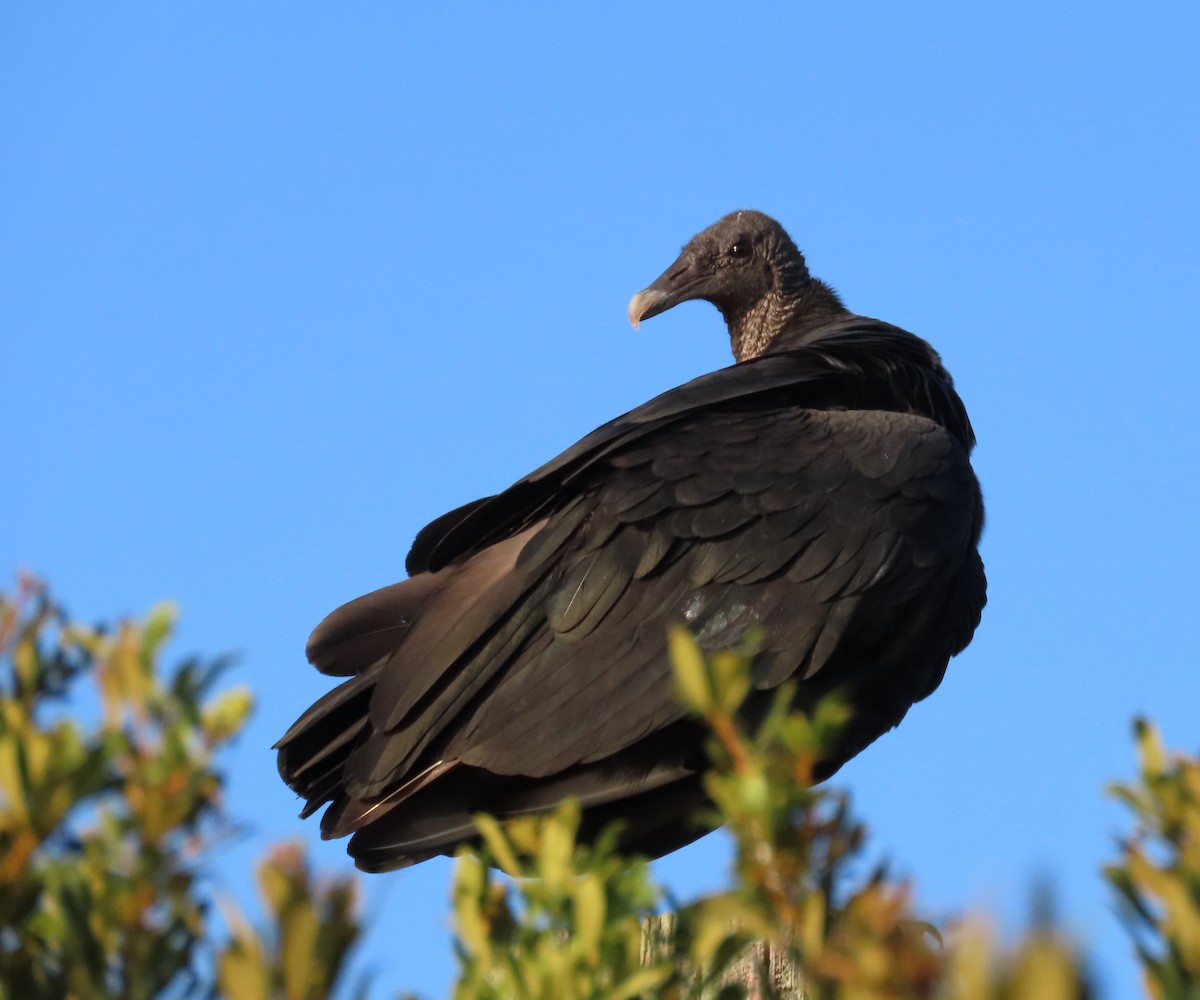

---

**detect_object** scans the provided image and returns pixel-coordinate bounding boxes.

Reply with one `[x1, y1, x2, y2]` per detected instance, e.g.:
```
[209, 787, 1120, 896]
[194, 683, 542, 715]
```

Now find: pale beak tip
[627, 297, 642, 329]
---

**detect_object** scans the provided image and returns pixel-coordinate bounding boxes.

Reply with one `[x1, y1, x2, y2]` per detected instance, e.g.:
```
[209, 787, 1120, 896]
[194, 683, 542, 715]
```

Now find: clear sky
[4, 3, 1198, 997]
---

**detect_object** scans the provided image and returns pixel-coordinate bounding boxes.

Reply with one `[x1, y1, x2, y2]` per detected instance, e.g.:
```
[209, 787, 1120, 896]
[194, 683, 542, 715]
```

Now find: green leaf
[282, 903, 319, 998]
[218, 941, 269, 1000]
[142, 600, 178, 656]
[474, 813, 522, 877]
[201, 684, 254, 745]
[669, 626, 710, 713]
[571, 872, 605, 961]
[608, 964, 672, 1000]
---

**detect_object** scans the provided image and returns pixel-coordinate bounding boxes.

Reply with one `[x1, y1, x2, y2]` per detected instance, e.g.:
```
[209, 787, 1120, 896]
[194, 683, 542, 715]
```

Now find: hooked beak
[628, 253, 707, 328]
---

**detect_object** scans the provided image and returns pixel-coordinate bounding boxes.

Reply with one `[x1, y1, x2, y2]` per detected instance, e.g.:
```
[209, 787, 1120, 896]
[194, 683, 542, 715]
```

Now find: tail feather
[288, 714, 370, 783]
[278, 573, 443, 813]
[305, 574, 441, 676]
[341, 725, 705, 871]
[275, 665, 377, 751]
[278, 521, 716, 871]
[320, 758, 459, 841]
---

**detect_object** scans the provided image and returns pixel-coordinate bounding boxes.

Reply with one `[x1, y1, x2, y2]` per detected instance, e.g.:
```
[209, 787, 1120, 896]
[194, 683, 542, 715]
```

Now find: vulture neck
[726, 275, 849, 362]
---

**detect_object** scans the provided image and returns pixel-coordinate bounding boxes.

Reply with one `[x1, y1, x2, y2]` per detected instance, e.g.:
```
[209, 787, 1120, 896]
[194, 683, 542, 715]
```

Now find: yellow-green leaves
[669, 626, 752, 719]
[449, 631, 1113, 1000]
[1107, 718, 1200, 997]
[0, 578, 242, 997]
[452, 800, 667, 1000]
[669, 625, 712, 713]
[203, 684, 255, 745]
[217, 844, 363, 1000]
[0, 575, 365, 1000]
[6, 573, 1198, 999]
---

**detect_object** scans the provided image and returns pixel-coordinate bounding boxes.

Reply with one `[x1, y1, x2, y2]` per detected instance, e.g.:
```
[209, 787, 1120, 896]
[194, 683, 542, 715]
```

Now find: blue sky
[4, 3, 1198, 996]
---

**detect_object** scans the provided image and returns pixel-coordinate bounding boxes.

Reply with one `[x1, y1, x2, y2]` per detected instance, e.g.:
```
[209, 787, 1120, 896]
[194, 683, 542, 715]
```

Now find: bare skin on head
[629, 210, 849, 361]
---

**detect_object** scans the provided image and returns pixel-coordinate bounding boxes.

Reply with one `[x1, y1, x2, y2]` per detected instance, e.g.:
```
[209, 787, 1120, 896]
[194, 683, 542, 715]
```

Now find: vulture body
[277, 211, 986, 872]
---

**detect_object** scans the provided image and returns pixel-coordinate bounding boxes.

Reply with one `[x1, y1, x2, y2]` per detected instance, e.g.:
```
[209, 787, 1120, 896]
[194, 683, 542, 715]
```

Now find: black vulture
[276, 210, 986, 872]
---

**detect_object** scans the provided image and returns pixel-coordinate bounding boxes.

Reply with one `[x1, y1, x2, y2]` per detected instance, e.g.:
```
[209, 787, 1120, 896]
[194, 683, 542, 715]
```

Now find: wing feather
[277, 318, 986, 870]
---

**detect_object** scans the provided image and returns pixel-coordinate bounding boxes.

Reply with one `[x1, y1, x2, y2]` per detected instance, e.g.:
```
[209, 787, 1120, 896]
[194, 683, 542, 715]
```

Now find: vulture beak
[628, 253, 706, 328]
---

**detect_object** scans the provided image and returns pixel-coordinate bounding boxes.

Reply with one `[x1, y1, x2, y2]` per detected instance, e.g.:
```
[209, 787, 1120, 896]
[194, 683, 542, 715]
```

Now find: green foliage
[218, 843, 368, 1000]
[5, 572, 1199, 999]
[1107, 719, 1200, 999]
[452, 802, 671, 1000]
[0, 575, 365, 1000]
[669, 627, 949, 999]
[451, 629, 1099, 1000]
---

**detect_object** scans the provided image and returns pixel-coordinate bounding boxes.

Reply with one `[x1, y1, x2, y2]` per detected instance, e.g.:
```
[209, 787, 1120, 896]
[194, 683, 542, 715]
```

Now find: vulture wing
[277, 317, 985, 870]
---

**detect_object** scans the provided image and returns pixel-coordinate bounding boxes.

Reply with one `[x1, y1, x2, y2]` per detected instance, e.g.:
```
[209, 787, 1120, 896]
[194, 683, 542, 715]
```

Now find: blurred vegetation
[0, 574, 365, 1000]
[1107, 720, 1200, 999]
[451, 629, 1200, 999]
[2, 574, 1198, 999]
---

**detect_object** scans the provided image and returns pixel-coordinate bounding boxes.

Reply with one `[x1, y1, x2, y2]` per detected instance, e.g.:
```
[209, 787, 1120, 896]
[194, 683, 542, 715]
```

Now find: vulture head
[629, 210, 847, 361]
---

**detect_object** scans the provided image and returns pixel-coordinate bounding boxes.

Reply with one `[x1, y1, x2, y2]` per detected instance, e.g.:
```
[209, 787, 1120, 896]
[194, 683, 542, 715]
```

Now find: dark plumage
[276, 210, 986, 872]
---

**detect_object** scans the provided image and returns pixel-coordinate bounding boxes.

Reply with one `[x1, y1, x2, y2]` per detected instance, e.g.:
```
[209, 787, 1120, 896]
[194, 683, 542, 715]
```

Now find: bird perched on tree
[276, 210, 986, 872]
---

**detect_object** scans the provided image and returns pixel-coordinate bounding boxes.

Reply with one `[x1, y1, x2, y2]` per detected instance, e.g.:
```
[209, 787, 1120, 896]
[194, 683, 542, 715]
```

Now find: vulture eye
[728, 240, 751, 259]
